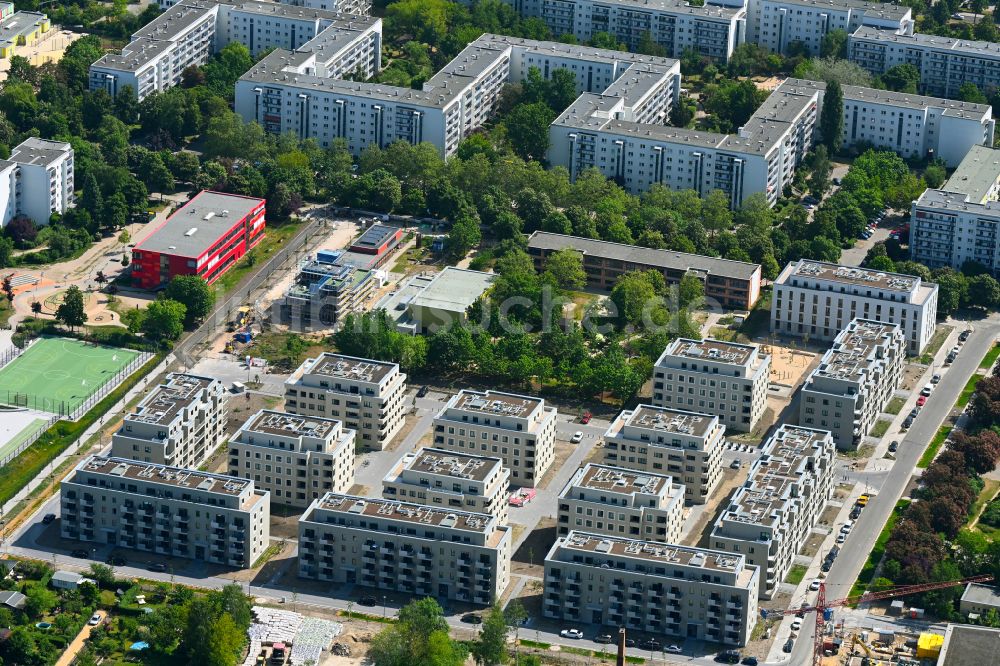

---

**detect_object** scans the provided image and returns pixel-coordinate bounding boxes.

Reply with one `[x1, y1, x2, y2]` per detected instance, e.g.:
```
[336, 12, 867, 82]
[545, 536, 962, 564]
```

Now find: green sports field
[0, 338, 141, 415]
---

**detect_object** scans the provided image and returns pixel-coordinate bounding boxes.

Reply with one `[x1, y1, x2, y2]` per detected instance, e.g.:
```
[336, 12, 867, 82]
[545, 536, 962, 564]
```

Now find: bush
[981, 498, 1000, 528]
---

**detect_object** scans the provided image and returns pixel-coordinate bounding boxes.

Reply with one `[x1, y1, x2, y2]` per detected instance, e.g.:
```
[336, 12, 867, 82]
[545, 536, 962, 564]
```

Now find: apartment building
[284, 353, 407, 451]
[557, 464, 684, 543]
[160, 0, 371, 13]
[748, 0, 911, 56]
[91, 0, 381, 101]
[848, 27, 1000, 101]
[709, 425, 835, 599]
[0, 8, 52, 61]
[298, 493, 511, 605]
[526, 232, 762, 309]
[911, 146, 1000, 273]
[111, 373, 226, 469]
[382, 447, 510, 524]
[237, 33, 681, 158]
[228, 409, 355, 508]
[771, 258, 938, 354]
[800, 319, 905, 449]
[61, 456, 270, 568]
[543, 532, 759, 646]
[432, 390, 556, 488]
[602, 405, 724, 505]
[505, 0, 745, 60]
[652, 338, 770, 433]
[0, 137, 75, 227]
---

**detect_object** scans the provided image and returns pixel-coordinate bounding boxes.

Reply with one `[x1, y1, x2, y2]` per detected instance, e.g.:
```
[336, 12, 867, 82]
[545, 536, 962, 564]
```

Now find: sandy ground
[0, 29, 83, 83]
[761, 342, 817, 387]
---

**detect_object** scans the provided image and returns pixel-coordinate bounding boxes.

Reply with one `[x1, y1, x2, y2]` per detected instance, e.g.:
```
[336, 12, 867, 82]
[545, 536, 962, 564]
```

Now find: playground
[0, 337, 142, 416]
[762, 341, 817, 388]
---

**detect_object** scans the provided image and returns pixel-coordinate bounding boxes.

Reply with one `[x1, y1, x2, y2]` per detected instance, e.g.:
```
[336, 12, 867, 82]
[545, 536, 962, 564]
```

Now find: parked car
[359, 596, 378, 606]
[741, 658, 759, 666]
[821, 560, 832, 572]
[783, 639, 794, 653]
[730, 459, 741, 469]
[920, 383, 934, 396]
[570, 431, 583, 443]
[666, 645, 683, 654]
[836, 533, 847, 544]
[960, 329, 972, 342]
[594, 634, 614, 644]
[791, 619, 802, 632]
[89, 612, 103, 626]
[950, 346, 961, 357]
[640, 639, 661, 651]
[888, 441, 899, 453]
[909, 408, 919, 418]
[857, 494, 871, 506]
[560, 629, 584, 639]
[917, 395, 927, 407]
[42, 514, 56, 525]
[580, 412, 592, 424]
[509, 489, 537, 506]
[931, 373, 942, 384]
[850, 507, 862, 520]
[106, 555, 127, 566]
[809, 580, 822, 591]
[841, 521, 854, 533]
[149, 563, 167, 573]
[902, 416, 914, 430]
[461, 614, 482, 624]
[71, 549, 90, 558]
[416, 385, 429, 398]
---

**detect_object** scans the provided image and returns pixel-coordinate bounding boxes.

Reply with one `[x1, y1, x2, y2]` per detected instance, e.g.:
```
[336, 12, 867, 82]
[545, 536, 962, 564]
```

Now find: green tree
[139, 151, 175, 196]
[142, 299, 187, 341]
[504, 102, 556, 160]
[541, 248, 586, 291]
[702, 78, 767, 132]
[820, 29, 848, 58]
[881, 64, 920, 93]
[473, 604, 510, 665]
[867, 255, 896, 271]
[932, 268, 969, 315]
[444, 213, 482, 260]
[368, 598, 467, 666]
[88, 563, 116, 589]
[24, 586, 57, 619]
[56, 285, 88, 331]
[677, 273, 705, 308]
[924, 163, 947, 189]
[610, 270, 664, 326]
[967, 273, 1000, 309]
[808, 145, 832, 197]
[959, 82, 989, 104]
[163, 275, 215, 327]
[820, 79, 843, 154]
[204, 614, 244, 666]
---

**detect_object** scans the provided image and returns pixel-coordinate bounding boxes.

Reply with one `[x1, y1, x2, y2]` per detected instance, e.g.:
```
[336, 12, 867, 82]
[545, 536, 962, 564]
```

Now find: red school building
[131, 191, 266, 290]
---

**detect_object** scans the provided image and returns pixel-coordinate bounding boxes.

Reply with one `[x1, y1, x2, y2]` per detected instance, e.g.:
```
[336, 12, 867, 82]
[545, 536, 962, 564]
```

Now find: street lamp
[382, 595, 387, 619]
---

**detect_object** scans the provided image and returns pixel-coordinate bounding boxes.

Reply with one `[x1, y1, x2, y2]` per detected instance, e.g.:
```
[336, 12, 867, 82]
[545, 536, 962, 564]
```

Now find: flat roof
[557, 531, 744, 573]
[571, 464, 670, 495]
[763, 0, 909, 19]
[76, 456, 254, 499]
[126, 374, 216, 427]
[528, 231, 760, 281]
[0, 11, 48, 47]
[309, 493, 495, 533]
[961, 583, 1000, 607]
[449, 390, 542, 419]
[349, 224, 400, 252]
[241, 409, 339, 440]
[939, 625, 1000, 666]
[301, 353, 396, 383]
[851, 25, 1000, 57]
[786, 259, 920, 292]
[136, 190, 263, 257]
[410, 267, 495, 314]
[942, 145, 1000, 202]
[617, 405, 716, 438]
[813, 319, 900, 382]
[403, 448, 503, 482]
[9, 137, 70, 167]
[663, 338, 757, 366]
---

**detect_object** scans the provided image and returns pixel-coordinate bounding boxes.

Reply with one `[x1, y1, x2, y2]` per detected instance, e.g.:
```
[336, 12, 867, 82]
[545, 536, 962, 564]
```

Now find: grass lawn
[242, 331, 327, 371]
[969, 478, 1000, 530]
[785, 564, 807, 585]
[870, 419, 891, 439]
[391, 244, 431, 274]
[849, 500, 910, 600]
[0, 417, 47, 461]
[980, 343, 1000, 371]
[917, 325, 953, 364]
[212, 220, 304, 295]
[918, 426, 952, 469]
[0, 337, 140, 415]
[884, 397, 905, 415]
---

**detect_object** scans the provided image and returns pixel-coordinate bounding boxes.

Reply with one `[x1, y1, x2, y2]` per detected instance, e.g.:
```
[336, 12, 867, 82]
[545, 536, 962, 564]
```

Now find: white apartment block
[849, 27, 1000, 101]
[111, 373, 226, 469]
[506, 0, 745, 60]
[602, 405, 724, 505]
[709, 425, 834, 599]
[228, 409, 355, 509]
[432, 389, 556, 488]
[298, 493, 511, 605]
[61, 456, 270, 568]
[159, 0, 371, 13]
[284, 353, 407, 451]
[800, 319, 904, 449]
[91, 0, 380, 101]
[543, 532, 760, 646]
[748, 0, 911, 56]
[771, 259, 938, 354]
[911, 146, 1000, 273]
[382, 447, 510, 524]
[652, 338, 770, 434]
[557, 464, 684, 543]
[0, 138, 74, 227]
[236, 33, 681, 158]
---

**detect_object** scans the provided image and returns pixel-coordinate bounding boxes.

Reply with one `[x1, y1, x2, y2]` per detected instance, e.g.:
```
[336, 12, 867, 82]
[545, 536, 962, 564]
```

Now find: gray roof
[0, 591, 25, 609]
[9, 137, 71, 167]
[578, 0, 743, 19]
[851, 26, 1000, 57]
[0, 11, 49, 47]
[136, 190, 263, 257]
[762, 0, 910, 20]
[410, 267, 496, 313]
[940, 145, 1000, 202]
[527, 231, 761, 280]
[961, 583, 1000, 607]
[52, 570, 85, 583]
[939, 624, 1000, 666]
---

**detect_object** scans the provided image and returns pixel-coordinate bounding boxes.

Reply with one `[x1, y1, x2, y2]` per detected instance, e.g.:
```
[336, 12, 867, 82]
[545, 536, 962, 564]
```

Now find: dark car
[960, 329, 972, 342]
[741, 657, 759, 666]
[715, 650, 740, 664]
[909, 408, 919, 418]
[461, 614, 482, 625]
[850, 507, 862, 520]
[149, 563, 167, 573]
[888, 440, 899, 453]
[416, 385, 429, 398]
[640, 639, 661, 651]
[359, 596, 378, 606]
[42, 514, 56, 525]
[821, 560, 832, 572]
[106, 555, 127, 566]
[625, 638, 636, 648]
[783, 639, 794, 653]
[902, 417, 914, 430]
[594, 634, 614, 644]
[70, 549, 90, 558]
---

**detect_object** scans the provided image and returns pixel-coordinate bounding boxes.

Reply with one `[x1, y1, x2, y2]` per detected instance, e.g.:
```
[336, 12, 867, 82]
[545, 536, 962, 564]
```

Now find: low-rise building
[432, 389, 556, 488]
[543, 531, 759, 646]
[111, 373, 226, 469]
[557, 464, 684, 542]
[228, 409, 355, 508]
[771, 258, 938, 354]
[800, 319, 904, 450]
[382, 447, 509, 523]
[377, 267, 495, 335]
[61, 456, 270, 568]
[602, 405, 724, 505]
[298, 493, 511, 605]
[50, 571, 95, 591]
[284, 353, 407, 451]
[652, 338, 770, 433]
[0, 8, 52, 61]
[527, 232, 762, 309]
[959, 583, 1000, 620]
[709, 425, 835, 599]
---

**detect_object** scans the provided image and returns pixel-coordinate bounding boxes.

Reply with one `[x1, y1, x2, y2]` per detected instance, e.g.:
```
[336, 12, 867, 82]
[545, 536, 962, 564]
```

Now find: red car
[917, 395, 927, 407]
[581, 411, 592, 424]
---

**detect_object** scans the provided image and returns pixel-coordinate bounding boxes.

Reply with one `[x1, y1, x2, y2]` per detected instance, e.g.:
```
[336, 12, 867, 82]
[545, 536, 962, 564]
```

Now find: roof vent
[184, 227, 198, 237]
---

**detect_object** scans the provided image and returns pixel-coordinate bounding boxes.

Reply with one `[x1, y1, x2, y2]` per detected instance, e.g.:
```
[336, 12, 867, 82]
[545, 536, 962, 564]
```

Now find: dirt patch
[800, 531, 828, 558]
[685, 468, 743, 548]
[900, 363, 925, 392]
[383, 410, 426, 453]
[227, 392, 284, 435]
[542, 442, 576, 492]
[512, 518, 555, 577]
[270, 504, 305, 540]
[762, 343, 817, 388]
[819, 504, 842, 529]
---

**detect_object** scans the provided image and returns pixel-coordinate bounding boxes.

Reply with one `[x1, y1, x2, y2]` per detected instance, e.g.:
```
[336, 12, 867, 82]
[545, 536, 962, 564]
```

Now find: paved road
[782, 318, 1000, 665]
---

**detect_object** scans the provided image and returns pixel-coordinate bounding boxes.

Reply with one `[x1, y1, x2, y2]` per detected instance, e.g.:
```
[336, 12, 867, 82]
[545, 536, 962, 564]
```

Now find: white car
[560, 629, 584, 639]
[791, 619, 802, 632]
[666, 645, 683, 654]
[920, 383, 934, 397]
[809, 580, 822, 591]
[840, 521, 853, 534]
[570, 431, 583, 443]
[836, 533, 847, 544]
[88, 612, 103, 626]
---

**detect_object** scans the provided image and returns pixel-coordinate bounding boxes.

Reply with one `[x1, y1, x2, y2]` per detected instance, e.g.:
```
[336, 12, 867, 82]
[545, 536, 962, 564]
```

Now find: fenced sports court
[0, 337, 151, 420]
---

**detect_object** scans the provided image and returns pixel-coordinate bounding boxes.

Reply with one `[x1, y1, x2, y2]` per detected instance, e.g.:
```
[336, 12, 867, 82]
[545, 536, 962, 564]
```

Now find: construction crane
[765, 574, 994, 666]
